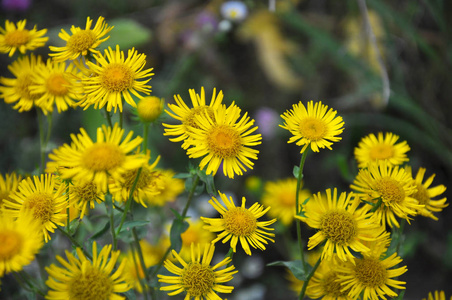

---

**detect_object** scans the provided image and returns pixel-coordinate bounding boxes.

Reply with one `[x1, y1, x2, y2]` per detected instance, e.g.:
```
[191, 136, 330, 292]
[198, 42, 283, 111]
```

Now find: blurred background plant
[1, 0, 451, 299]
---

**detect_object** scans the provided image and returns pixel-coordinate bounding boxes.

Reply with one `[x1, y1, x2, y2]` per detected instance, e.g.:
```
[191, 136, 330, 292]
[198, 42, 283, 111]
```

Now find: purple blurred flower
[196, 10, 219, 33]
[255, 107, 279, 140]
[2, 0, 31, 11]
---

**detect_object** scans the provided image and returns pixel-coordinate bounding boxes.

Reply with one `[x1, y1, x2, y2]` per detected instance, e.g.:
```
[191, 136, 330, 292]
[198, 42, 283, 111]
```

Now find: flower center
[69, 264, 114, 300]
[369, 144, 394, 160]
[72, 181, 99, 201]
[0, 230, 23, 260]
[298, 117, 327, 141]
[122, 167, 153, 191]
[354, 257, 387, 287]
[207, 125, 241, 158]
[67, 30, 97, 53]
[320, 210, 356, 244]
[4, 30, 30, 46]
[16, 73, 40, 101]
[101, 63, 134, 92]
[375, 177, 405, 204]
[323, 272, 348, 297]
[82, 143, 125, 172]
[223, 207, 257, 236]
[182, 262, 215, 297]
[25, 193, 54, 224]
[183, 106, 214, 129]
[412, 183, 429, 205]
[279, 192, 295, 206]
[46, 73, 69, 96]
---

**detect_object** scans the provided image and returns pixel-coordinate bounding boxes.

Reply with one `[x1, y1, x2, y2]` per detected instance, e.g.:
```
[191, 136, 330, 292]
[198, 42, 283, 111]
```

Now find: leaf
[99, 18, 152, 50]
[173, 172, 192, 179]
[118, 220, 150, 234]
[267, 260, 311, 281]
[293, 165, 302, 179]
[89, 220, 110, 241]
[170, 218, 189, 253]
[197, 169, 216, 195]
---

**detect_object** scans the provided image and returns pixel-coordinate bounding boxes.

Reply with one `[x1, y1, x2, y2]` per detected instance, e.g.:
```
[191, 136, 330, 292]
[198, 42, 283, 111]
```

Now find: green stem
[295, 149, 309, 271]
[36, 108, 46, 174]
[299, 256, 321, 300]
[119, 110, 124, 129]
[226, 247, 234, 267]
[143, 123, 149, 153]
[130, 240, 150, 300]
[108, 196, 118, 250]
[13, 271, 46, 297]
[56, 226, 92, 260]
[116, 168, 142, 236]
[45, 112, 53, 146]
[104, 107, 113, 128]
[395, 219, 406, 255]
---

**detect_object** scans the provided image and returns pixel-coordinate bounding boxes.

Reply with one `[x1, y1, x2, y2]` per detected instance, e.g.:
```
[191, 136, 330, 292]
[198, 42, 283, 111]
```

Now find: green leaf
[99, 18, 152, 50]
[170, 218, 189, 253]
[293, 165, 302, 179]
[89, 220, 110, 241]
[118, 220, 150, 234]
[173, 172, 192, 179]
[267, 260, 311, 281]
[197, 169, 216, 195]
[122, 289, 137, 300]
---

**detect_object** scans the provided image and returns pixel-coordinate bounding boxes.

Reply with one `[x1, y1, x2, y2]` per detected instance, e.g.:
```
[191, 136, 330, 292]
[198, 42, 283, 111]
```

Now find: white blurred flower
[221, 1, 248, 22]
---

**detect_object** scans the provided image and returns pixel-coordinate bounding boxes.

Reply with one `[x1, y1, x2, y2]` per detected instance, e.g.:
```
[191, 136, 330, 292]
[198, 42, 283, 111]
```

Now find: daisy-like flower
[163, 87, 224, 149]
[30, 59, 82, 113]
[49, 16, 113, 61]
[221, 1, 249, 22]
[185, 103, 262, 178]
[45, 242, 131, 300]
[354, 132, 410, 168]
[158, 243, 237, 299]
[280, 100, 345, 153]
[0, 19, 48, 57]
[63, 177, 105, 219]
[201, 191, 276, 255]
[0, 172, 22, 208]
[350, 160, 423, 228]
[48, 123, 147, 192]
[261, 177, 311, 226]
[145, 169, 185, 206]
[0, 212, 44, 276]
[0, 54, 48, 113]
[423, 291, 451, 300]
[78, 45, 154, 113]
[2, 174, 68, 242]
[335, 241, 407, 300]
[297, 188, 385, 262]
[407, 166, 448, 221]
[178, 220, 215, 261]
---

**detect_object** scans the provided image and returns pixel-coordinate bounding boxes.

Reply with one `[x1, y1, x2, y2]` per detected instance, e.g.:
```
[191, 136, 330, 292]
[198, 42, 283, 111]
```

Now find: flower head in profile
[0, 19, 48, 57]
[48, 123, 147, 192]
[78, 45, 154, 113]
[423, 291, 451, 300]
[62, 177, 105, 220]
[45, 242, 131, 300]
[158, 243, 237, 299]
[0, 172, 22, 208]
[280, 100, 344, 153]
[185, 103, 262, 178]
[49, 16, 113, 61]
[351, 160, 423, 228]
[354, 132, 410, 168]
[0, 212, 43, 276]
[144, 169, 185, 206]
[298, 188, 385, 262]
[201, 191, 276, 255]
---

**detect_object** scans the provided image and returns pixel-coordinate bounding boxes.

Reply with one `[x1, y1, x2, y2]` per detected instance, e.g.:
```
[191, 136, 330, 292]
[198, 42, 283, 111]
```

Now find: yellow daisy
[297, 188, 385, 262]
[64, 177, 105, 220]
[30, 59, 82, 113]
[354, 132, 410, 168]
[178, 219, 215, 262]
[136, 96, 165, 123]
[0, 54, 48, 113]
[0, 19, 48, 57]
[0, 212, 44, 276]
[45, 242, 131, 300]
[185, 103, 262, 178]
[201, 191, 276, 256]
[0, 172, 22, 208]
[2, 174, 68, 242]
[49, 16, 113, 61]
[261, 177, 311, 226]
[145, 169, 185, 206]
[78, 45, 154, 113]
[280, 100, 345, 153]
[350, 160, 423, 228]
[158, 243, 237, 299]
[48, 123, 147, 192]
[423, 291, 452, 300]
[163, 87, 224, 149]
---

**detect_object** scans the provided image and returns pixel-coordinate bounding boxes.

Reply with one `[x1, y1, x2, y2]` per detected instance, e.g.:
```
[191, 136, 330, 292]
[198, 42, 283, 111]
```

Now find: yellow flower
[354, 132, 410, 168]
[201, 191, 276, 255]
[0, 19, 48, 57]
[163, 87, 224, 149]
[64, 177, 105, 220]
[178, 220, 215, 262]
[137, 96, 164, 123]
[145, 169, 185, 206]
[280, 100, 344, 153]
[0, 54, 48, 113]
[45, 242, 131, 300]
[298, 188, 385, 263]
[0, 172, 22, 208]
[261, 177, 311, 226]
[0, 212, 43, 276]
[351, 160, 423, 228]
[2, 174, 68, 242]
[48, 123, 147, 192]
[49, 16, 113, 61]
[423, 291, 452, 300]
[78, 45, 154, 113]
[158, 243, 237, 299]
[185, 103, 262, 178]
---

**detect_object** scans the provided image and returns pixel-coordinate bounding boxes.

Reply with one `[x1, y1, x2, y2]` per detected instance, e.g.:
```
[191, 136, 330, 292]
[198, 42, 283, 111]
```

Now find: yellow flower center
[323, 271, 348, 297]
[182, 262, 215, 297]
[279, 192, 295, 206]
[375, 177, 405, 204]
[207, 125, 241, 158]
[25, 193, 54, 224]
[369, 144, 394, 160]
[183, 106, 214, 129]
[4, 30, 30, 46]
[298, 117, 327, 141]
[69, 264, 114, 300]
[354, 257, 387, 287]
[0, 230, 23, 260]
[320, 210, 356, 244]
[223, 207, 257, 236]
[46, 73, 69, 96]
[82, 143, 125, 172]
[72, 182, 99, 202]
[101, 63, 134, 92]
[16, 73, 40, 101]
[67, 30, 97, 53]
[412, 183, 429, 205]
[122, 167, 153, 191]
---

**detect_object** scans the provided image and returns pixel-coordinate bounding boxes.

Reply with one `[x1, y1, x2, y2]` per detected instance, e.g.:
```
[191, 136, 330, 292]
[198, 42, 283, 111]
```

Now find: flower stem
[56, 225, 92, 260]
[108, 196, 118, 250]
[13, 271, 46, 297]
[116, 168, 142, 237]
[130, 237, 150, 300]
[295, 149, 309, 272]
[104, 107, 113, 128]
[299, 256, 321, 300]
[226, 247, 234, 267]
[143, 123, 149, 153]
[36, 108, 46, 174]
